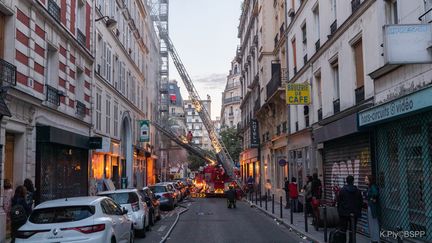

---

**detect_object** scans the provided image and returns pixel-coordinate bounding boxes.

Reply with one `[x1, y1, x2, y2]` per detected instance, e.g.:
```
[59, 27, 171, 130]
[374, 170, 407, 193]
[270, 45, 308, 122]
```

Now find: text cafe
[358, 86, 432, 241]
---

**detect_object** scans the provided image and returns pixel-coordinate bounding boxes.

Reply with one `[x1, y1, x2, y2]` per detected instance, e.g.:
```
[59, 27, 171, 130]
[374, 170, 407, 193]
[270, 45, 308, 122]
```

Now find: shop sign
[139, 120, 150, 142]
[359, 86, 432, 127]
[89, 137, 102, 149]
[286, 83, 310, 105]
[250, 119, 259, 148]
[95, 136, 110, 153]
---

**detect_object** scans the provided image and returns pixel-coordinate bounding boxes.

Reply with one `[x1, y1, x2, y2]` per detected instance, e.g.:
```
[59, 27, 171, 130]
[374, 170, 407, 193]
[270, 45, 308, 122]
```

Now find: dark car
[150, 183, 178, 210]
[139, 187, 161, 226]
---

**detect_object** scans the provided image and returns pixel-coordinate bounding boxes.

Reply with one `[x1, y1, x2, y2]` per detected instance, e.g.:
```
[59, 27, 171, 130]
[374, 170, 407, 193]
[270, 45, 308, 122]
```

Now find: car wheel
[136, 216, 146, 238]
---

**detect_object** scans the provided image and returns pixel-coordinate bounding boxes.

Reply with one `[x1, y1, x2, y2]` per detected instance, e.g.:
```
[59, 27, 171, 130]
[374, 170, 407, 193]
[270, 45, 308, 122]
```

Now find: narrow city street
[164, 198, 309, 243]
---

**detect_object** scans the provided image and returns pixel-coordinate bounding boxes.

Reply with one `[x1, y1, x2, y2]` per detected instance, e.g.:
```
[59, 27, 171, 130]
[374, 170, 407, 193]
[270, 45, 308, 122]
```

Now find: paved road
[166, 198, 309, 243]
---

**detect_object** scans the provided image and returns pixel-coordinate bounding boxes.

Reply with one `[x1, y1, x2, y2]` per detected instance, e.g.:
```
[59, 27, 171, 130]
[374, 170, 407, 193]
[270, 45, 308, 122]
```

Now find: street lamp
[95, 16, 117, 30]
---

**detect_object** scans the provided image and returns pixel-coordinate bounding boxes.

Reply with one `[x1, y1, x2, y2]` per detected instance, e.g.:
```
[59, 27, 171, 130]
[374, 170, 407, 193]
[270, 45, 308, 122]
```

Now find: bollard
[272, 194, 275, 214]
[323, 206, 328, 243]
[259, 190, 262, 207]
[265, 192, 268, 210]
[351, 213, 356, 243]
[304, 202, 308, 232]
[255, 190, 258, 205]
[290, 201, 293, 224]
[397, 226, 403, 243]
[280, 196, 283, 218]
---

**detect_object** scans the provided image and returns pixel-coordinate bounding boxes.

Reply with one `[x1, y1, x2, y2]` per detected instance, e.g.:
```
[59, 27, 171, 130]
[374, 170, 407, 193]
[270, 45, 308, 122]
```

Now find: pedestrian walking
[304, 175, 313, 215]
[337, 175, 363, 243]
[311, 173, 323, 229]
[289, 177, 299, 212]
[247, 176, 255, 200]
[265, 179, 272, 200]
[365, 175, 380, 243]
[3, 179, 14, 236]
[11, 186, 32, 242]
[283, 177, 289, 208]
[23, 178, 35, 208]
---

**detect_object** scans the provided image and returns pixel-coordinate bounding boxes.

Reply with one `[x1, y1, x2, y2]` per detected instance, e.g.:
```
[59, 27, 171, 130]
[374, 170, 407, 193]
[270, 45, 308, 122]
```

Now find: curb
[246, 200, 322, 243]
[159, 207, 189, 243]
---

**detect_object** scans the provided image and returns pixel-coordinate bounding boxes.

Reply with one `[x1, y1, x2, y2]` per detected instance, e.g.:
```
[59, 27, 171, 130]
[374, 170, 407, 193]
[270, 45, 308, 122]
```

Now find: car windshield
[150, 186, 167, 193]
[29, 206, 95, 224]
[102, 192, 139, 204]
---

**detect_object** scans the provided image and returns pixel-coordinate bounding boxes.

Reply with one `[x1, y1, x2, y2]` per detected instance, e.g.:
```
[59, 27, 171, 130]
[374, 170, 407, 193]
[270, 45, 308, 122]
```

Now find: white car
[15, 196, 133, 243]
[98, 189, 150, 237]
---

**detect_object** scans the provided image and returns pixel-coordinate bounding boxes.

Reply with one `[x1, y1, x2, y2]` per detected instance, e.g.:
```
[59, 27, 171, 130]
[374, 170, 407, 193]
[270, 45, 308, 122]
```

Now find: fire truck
[193, 164, 240, 197]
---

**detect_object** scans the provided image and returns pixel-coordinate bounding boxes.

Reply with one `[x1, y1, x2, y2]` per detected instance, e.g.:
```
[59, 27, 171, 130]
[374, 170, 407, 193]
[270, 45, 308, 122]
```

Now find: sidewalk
[246, 197, 371, 243]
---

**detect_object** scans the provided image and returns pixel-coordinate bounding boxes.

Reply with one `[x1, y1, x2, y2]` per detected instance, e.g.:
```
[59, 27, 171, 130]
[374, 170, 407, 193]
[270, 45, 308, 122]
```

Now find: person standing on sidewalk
[304, 176, 313, 215]
[265, 179, 272, 200]
[337, 175, 363, 243]
[311, 173, 323, 229]
[283, 177, 290, 208]
[365, 175, 380, 243]
[289, 177, 299, 212]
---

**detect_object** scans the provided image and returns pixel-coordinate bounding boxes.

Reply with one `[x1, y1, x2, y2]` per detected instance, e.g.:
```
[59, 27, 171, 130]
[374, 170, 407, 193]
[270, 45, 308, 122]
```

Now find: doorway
[4, 133, 14, 184]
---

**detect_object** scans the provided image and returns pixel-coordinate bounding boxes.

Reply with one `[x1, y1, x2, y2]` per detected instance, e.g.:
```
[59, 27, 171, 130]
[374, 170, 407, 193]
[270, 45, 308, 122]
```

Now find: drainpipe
[284, 0, 291, 179]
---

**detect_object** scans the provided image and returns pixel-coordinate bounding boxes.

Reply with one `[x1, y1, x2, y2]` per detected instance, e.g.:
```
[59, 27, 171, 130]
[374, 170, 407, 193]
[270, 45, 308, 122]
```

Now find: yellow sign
[286, 83, 311, 105]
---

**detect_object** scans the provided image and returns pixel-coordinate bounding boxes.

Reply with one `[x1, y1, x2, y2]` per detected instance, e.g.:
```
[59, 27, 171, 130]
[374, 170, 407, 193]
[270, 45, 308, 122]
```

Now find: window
[76, 70, 85, 102]
[332, 62, 340, 100]
[106, 95, 111, 134]
[46, 46, 59, 86]
[106, 44, 112, 83]
[120, 63, 126, 94]
[353, 39, 364, 88]
[76, 0, 86, 31]
[114, 101, 118, 137]
[291, 38, 297, 72]
[113, 55, 119, 89]
[315, 74, 322, 108]
[386, 0, 398, 24]
[96, 89, 102, 131]
[301, 23, 307, 44]
[313, 5, 320, 42]
[331, 0, 337, 20]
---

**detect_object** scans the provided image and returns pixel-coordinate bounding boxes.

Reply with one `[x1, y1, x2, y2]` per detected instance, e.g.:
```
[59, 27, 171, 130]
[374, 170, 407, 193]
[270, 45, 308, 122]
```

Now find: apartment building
[184, 97, 212, 150]
[221, 59, 241, 129]
[0, 0, 94, 239]
[91, 0, 160, 191]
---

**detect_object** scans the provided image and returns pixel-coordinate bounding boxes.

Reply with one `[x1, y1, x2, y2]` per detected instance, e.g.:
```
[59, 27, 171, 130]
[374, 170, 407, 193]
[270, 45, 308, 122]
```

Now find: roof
[35, 196, 104, 209]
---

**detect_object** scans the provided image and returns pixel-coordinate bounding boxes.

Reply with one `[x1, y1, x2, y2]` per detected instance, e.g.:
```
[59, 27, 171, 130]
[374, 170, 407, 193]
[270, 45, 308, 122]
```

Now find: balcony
[76, 101, 86, 117]
[48, 0, 61, 23]
[333, 99, 340, 114]
[46, 85, 63, 106]
[303, 54, 308, 65]
[351, 0, 361, 13]
[0, 58, 17, 87]
[315, 39, 320, 52]
[330, 20, 338, 35]
[266, 70, 281, 99]
[77, 29, 86, 47]
[224, 96, 241, 105]
[355, 86, 365, 104]
[318, 108, 323, 121]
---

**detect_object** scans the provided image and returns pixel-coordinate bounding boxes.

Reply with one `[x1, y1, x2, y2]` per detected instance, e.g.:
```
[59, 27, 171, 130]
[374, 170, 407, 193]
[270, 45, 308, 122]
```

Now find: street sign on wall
[384, 24, 432, 64]
[286, 83, 311, 105]
[139, 120, 150, 142]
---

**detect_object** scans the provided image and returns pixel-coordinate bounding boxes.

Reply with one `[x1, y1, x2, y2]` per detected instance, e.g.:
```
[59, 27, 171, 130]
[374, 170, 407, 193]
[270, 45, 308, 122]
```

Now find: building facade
[184, 96, 212, 150]
[220, 59, 241, 129]
[91, 0, 160, 192]
[0, 0, 94, 239]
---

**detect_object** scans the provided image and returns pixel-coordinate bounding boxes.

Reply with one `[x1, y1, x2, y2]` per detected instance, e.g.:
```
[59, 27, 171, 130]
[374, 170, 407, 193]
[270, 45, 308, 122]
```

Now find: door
[108, 199, 129, 242]
[0, 13, 5, 58]
[5, 133, 14, 184]
[101, 199, 125, 242]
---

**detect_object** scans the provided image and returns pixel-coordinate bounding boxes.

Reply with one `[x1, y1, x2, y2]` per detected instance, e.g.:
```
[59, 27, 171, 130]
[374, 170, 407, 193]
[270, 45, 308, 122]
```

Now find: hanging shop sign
[139, 120, 150, 142]
[358, 86, 432, 127]
[250, 119, 259, 148]
[95, 136, 111, 153]
[286, 83, 311, 105]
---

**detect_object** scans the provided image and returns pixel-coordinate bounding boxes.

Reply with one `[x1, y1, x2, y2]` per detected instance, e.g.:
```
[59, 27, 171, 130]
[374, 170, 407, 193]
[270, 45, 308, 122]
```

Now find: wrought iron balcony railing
[315, 39, 320, 52]
[318, 108, 323, 121]
[46, 85, 63, 106]
[48, 0, 61, 23]
[266, 70, 281, 99]
[224, 96, 241, 105]
[355, 86, 365, 104]
[77, 29, 86, 47]
[333, 99, 340, 114]
[76, 101, 86, 117]
[330, 20, 338, 35]
[0, 58, 17, 87]
[351, 0, 361, 13]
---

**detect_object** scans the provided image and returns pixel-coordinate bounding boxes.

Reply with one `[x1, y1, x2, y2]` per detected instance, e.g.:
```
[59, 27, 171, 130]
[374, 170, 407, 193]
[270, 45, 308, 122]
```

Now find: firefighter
[226, 185, 236, 208]
[186, 131, 193, 143]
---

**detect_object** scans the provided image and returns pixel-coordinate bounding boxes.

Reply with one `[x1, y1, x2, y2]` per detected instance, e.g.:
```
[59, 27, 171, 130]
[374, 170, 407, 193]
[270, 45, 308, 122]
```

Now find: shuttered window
[292, 38, 297, 70]
[353, 39, 364, 88]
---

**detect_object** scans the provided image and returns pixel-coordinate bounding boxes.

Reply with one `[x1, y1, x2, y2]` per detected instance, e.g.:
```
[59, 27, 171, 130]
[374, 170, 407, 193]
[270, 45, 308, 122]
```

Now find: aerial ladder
[157, 29, 241, 186]
[150, 121, 216, 165]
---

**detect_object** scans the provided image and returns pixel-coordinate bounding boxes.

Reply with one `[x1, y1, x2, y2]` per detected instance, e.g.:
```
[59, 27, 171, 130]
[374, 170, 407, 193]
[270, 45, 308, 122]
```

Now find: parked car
[138, 187, 161, 225]
[149, 183, 178, 210]
[174, 181, 188, 199]
[98, 189, 150, 237]
[15, 196, 133, 243]
[165, 182, 183, 202]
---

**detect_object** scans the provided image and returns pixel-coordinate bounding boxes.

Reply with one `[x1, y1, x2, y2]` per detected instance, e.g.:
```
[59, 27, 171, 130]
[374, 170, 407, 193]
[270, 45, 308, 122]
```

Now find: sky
[168, 0, 242, 119]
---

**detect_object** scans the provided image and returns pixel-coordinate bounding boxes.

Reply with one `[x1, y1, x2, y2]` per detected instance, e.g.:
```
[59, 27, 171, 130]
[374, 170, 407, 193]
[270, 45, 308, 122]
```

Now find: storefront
[287, 129, 312, 190]
[314, 113, 373, 235]
[359, 86, 432, 242]
[36, 126, 90, 203]
[91, 137, 122, 192]
[240, 148, 259, 184]
[271, 135, 288, 198]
